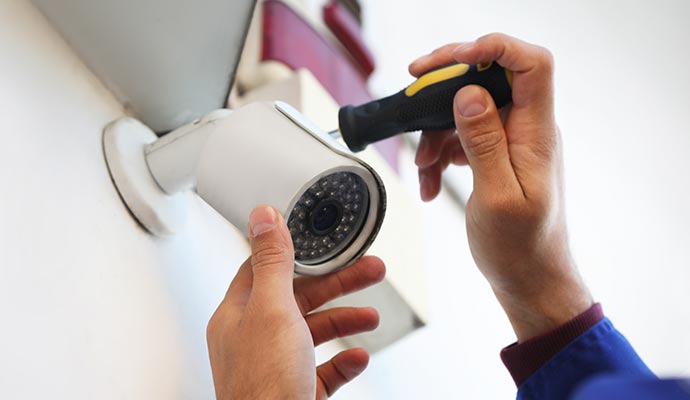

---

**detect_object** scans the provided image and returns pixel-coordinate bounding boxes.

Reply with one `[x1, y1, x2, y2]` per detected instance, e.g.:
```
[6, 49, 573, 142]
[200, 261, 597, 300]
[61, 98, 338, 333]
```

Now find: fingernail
[419, 172, 431, 201]
[457, 86, 487, 118]
[249, 206, 276, 237]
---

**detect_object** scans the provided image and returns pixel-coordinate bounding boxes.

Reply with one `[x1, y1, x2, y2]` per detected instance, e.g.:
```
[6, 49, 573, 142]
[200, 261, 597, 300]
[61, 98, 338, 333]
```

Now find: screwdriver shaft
[327, 129, 341, 140]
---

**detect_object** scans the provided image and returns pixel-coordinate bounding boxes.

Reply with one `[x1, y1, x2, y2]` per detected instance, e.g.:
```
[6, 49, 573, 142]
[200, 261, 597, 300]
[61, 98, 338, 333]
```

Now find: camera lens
[287, 172, 369, 265]
[310, 200, 342, 235]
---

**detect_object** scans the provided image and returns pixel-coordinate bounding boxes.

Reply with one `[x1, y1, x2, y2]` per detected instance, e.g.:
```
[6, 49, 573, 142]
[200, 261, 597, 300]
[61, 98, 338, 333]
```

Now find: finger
[316, 348, 370, 399]
[439, 137, 469, 167]
[247, 205, 295, 302]
[451, 33, 554, 113]
[433, 133, 469, 167]
[415, 129, 454, 168]
[418, 137, 468, 201]
[418, 163, 442, 202]
[222, 257, 254, 308]
[453, 85, 521, 196]
[294, 256, 385, 314]
[306, 307, 379, 346]
[408, 42, 463, 77]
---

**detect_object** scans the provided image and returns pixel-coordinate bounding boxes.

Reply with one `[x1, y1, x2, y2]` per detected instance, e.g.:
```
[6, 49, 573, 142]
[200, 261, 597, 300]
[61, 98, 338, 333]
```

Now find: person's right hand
[207, 206, 384, 399]
[409, 33, 592, 342]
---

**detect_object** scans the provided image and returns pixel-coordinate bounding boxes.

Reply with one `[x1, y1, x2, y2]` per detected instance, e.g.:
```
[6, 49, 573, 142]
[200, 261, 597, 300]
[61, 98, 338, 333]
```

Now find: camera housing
[103, 101, 386, 275]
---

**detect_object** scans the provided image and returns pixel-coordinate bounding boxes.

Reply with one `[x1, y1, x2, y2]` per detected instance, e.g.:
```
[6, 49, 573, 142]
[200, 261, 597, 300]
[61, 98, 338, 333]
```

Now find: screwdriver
[330, 62, 513, 152]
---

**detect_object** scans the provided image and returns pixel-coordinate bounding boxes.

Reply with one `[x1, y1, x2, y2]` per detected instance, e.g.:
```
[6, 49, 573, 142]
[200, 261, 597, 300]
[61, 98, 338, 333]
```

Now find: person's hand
[207, 205, 385, 399]
[409, 33, 592, 342]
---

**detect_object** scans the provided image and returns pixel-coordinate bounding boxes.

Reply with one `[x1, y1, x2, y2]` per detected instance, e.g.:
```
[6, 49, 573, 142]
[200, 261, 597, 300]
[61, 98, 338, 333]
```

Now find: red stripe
[323, 1, 376, 77]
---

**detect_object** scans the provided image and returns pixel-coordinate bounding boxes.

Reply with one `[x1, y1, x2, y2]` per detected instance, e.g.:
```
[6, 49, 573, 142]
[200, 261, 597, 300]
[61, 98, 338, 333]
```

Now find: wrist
[222, 383, 285, 400]
[491, 266, 593, 342]
[500, 303, 604, 386]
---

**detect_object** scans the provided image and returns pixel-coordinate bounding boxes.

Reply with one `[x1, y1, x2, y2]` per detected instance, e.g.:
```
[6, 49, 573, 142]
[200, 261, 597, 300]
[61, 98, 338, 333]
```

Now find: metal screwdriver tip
[327, 129, 341, 140]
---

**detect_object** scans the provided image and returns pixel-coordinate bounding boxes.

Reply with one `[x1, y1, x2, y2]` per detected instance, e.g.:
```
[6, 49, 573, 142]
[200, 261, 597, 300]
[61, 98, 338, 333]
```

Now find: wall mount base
[103, 118, 186, 236]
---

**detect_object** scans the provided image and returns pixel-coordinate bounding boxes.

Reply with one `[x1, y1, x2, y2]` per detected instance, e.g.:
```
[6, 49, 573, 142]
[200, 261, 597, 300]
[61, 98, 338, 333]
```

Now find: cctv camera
[103, 101, 386, 275]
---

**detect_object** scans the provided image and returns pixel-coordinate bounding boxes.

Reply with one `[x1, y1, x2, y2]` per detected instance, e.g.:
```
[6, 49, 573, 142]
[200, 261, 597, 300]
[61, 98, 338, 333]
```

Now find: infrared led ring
[287, 172, 370, 265]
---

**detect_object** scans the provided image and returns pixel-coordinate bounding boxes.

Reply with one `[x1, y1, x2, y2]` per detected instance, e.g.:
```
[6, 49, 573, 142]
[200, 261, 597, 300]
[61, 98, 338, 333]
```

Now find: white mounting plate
[103, 118, 187, 236]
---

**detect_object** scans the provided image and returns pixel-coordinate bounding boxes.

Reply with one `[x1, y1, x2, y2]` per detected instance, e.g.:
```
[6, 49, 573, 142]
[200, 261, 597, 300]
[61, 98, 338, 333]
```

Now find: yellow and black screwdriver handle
[338, 62, 513, 152]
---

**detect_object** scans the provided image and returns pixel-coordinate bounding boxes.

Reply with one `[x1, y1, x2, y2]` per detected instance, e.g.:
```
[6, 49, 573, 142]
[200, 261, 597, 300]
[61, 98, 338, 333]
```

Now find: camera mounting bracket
[103, 118, 187, 236]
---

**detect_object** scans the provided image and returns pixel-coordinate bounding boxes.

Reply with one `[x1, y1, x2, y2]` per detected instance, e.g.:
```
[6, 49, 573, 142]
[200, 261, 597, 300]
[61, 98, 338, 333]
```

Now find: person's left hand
[207, 205, 385, 399]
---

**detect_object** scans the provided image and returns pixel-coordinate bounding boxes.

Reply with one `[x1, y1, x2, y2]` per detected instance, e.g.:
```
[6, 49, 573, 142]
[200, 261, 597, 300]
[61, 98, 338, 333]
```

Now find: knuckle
[206, 319, 215, 341]
[478, 32, 504, 43]
[477, 32, 512, 55]
[536, 46, 554, 72]
[206, 310, 223, 341]
[251, 241, 293, 269]
[530, 135, 559, 164]
[432, 42, 459, 55]
[461, 123, 504, 158]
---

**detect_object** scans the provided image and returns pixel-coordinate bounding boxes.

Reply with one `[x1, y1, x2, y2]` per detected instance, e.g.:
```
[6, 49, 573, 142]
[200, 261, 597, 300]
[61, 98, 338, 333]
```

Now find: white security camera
[103, 101, 386, 275]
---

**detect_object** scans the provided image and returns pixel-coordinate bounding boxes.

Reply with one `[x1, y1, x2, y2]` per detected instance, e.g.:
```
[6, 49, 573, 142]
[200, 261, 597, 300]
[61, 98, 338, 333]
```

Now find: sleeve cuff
[500, 303, 604, 387]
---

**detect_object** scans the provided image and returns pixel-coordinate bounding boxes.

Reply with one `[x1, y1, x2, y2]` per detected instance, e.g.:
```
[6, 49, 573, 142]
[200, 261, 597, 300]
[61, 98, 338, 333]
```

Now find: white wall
[0, 2, 250, 398]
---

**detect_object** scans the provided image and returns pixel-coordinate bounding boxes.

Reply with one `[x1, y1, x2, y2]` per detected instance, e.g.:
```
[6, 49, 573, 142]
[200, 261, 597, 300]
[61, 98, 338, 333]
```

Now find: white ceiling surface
[305, 0, 690, 398]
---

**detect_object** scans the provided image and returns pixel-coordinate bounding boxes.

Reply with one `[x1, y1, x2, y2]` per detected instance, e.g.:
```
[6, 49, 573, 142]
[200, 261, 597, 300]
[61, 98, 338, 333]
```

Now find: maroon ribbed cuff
[500, 303, 604, 387]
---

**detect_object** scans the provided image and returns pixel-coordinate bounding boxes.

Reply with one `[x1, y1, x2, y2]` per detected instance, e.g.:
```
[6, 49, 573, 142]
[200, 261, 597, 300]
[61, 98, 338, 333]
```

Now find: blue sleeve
[517, 317, 654, 400]
[572, 376, 690, 400]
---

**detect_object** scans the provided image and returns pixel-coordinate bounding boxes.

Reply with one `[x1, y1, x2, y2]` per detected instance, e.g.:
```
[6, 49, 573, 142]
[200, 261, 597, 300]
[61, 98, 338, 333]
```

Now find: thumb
[453, 85, 519, 195]
[248, 205, 295, 301]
